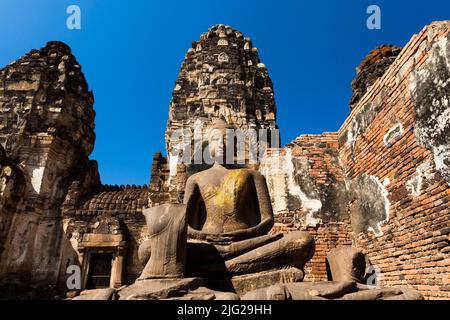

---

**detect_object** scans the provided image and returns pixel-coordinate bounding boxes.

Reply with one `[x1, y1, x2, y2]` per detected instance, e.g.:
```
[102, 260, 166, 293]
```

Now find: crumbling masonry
[0, 22, 449, 299]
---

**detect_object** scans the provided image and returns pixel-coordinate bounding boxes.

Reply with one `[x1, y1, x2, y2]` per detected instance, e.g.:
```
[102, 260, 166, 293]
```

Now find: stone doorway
[74, 233, 126, 290]
[86, 252, 113, 289]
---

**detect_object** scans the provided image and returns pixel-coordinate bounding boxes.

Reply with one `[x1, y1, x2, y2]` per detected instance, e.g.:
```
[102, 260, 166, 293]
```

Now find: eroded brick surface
[0, 23, 449, 300]
[261, 22, 450, 299]
[340, 22, 450, 300]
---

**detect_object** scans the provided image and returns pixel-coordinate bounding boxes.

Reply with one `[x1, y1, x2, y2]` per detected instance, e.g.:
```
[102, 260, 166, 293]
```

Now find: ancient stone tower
[152, 24, 280, 205]
[0, 41, 98, 289]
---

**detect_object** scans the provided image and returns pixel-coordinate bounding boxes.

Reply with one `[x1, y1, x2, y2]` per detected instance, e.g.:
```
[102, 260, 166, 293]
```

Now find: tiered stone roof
[69, 185, 148, 216]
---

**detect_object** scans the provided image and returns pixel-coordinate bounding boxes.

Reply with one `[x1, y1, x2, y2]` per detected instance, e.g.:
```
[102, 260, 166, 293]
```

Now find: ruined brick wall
[262, 133, 354, 282]
[262, 22, 450, 294]
[338, 22, 450, 300]
[349, 44, 402, 109]
[261, 133, 348, 220]
[303, 223, 353, 282]
[271, 221, 353, 282]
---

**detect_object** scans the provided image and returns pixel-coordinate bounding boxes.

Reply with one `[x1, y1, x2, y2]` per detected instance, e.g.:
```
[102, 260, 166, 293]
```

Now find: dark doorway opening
[86, 252, 113, 289]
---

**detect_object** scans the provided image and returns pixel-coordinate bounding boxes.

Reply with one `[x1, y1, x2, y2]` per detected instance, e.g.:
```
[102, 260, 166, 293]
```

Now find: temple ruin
[0, 22, 449, 300]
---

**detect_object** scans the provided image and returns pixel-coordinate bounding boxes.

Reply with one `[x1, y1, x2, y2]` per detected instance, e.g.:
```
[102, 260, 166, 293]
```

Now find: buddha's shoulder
[229, 168, 260, 177]
[188, 167, 261, 180]
[185, 168, 216, 183]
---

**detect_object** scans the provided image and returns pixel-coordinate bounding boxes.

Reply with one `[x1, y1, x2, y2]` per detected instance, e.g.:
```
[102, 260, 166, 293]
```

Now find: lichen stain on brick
[346, 174, 389, 237]
[289, 151, 323, 214]
[345, 89, 386, 157]
[410, 34, 450, 185]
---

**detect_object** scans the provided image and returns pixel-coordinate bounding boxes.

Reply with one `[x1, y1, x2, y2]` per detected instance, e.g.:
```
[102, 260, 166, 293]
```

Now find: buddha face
[207, 127, 227, 163]
[206, 119, 235, 164]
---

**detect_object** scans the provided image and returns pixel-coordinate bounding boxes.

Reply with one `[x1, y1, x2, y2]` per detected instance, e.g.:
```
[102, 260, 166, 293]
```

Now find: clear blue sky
[1, 0, 449, 185]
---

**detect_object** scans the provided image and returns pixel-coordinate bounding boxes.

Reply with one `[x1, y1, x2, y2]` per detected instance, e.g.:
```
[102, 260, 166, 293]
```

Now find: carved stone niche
[77, 233, 127, 290]
[218, 52, 229, 63]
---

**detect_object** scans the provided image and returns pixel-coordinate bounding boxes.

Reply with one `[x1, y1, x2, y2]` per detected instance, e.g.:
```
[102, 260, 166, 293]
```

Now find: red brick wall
[338, 22, 450, 300]
[303, 222, 354, 282]
[290, 134, 354, 282]
[266, 22, 450, 299]
[267, 133, 354, 282]
[271, 221, 353, 283]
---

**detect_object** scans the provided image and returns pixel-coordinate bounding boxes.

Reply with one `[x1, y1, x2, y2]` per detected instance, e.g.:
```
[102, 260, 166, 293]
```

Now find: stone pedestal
[117, 278, 239, 300]
[207, 267, 305, 296]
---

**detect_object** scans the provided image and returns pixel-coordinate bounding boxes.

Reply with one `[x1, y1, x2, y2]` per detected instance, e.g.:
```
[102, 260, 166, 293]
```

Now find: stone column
[78, 247, 90, 290]
[110, 249, 124, 288]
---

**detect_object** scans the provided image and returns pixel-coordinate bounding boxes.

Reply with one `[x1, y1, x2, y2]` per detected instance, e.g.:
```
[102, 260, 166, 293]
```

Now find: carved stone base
[72, 288, 116, 300]
[207, 267, 305, 296]
[242, 282, 424, 300]
[117, 278, 239, 300]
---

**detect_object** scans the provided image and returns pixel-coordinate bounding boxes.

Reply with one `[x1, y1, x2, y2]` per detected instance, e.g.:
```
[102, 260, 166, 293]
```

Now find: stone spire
[165, 24, 279, 172]
[0, 41, 95, 157]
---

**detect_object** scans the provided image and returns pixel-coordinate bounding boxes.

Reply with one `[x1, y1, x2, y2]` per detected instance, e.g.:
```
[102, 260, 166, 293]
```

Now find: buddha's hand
[188, 227, 234, 244]
[220, 229, 260, 242]
[204, 233, 235, 244]
[204, 231, 253, 243]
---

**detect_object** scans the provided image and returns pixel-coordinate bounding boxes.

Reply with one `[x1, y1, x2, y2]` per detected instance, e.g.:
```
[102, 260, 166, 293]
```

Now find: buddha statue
[183, 118, 315, 278]
[139, 118, 314, 287]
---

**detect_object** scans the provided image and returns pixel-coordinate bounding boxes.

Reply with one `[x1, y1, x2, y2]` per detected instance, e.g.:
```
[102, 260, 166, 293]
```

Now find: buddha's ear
[201, 138, 215, 165]
[201, 138, 209, 150]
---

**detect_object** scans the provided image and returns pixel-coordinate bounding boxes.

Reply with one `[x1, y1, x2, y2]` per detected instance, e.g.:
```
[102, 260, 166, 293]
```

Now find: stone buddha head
[206, 118, 235, 165]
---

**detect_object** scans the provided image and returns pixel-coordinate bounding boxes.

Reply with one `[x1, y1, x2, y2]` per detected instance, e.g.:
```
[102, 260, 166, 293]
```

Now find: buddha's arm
[222, 171, 275, 240]
[183, 176, 203, 239]
[253, 171, 275, 233]
[183, 176, 200, 226]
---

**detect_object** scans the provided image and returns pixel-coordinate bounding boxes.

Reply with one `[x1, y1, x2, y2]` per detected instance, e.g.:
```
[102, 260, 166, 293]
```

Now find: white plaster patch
[347, 126, 357, 149]
[383, 122, 404, 146]
[406, 160, 435, 196]
[397, 56, 414, 81]
[30, 166, 45, 194]
[370, 175, 390, 237]
[367, 226, 380, 237]
[383, 177, 391, 187]
[346, 95, 383, 154]
[409, 67, 428, 94]
[303, 211, 322, 228]
[259, 150, 288, 214]
[435, 105, 450, 132]
[437, 36, 450, 66]
[414, 40, 428, 62]
[167, 150, 179, 189]
[346, 174, 392, 237]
